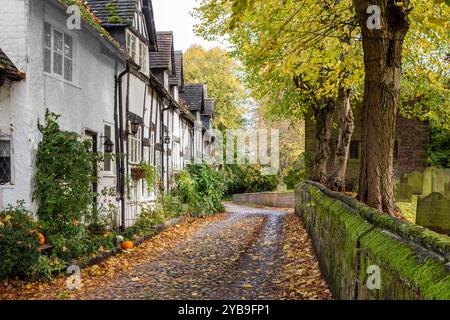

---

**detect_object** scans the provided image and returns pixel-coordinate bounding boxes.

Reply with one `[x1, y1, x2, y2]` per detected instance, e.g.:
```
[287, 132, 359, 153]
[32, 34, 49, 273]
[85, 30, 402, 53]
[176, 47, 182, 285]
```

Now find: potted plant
[131, 166, 146, 181]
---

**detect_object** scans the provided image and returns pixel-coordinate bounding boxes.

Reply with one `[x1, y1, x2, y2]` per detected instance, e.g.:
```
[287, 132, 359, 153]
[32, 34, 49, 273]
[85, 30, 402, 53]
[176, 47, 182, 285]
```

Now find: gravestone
[445, 182, 450, 199]
[422, 167, 435, 197]
[416, 193, 450, 235]
[406, 171, 423, 195]
[277, 182, 288, 192]
[422, 167, 450, 197]
[395, 183, 413, 203]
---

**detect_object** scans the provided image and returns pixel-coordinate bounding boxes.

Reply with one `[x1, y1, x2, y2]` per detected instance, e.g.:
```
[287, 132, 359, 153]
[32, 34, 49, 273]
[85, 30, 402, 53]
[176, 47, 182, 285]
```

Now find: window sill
[43, 72, 81, 90]
[0, 184, 15, 189]
[101, 172, 116, 178]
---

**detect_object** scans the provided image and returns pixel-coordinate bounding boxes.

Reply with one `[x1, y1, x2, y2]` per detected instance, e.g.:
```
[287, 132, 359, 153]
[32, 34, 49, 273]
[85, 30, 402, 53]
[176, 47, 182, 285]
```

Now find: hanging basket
[131, 167, 146, 181]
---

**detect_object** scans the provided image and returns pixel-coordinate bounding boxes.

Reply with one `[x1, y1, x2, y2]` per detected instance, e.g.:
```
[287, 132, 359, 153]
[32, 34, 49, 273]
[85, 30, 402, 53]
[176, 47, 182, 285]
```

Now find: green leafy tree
[194, 0, 364, 187]
[183, 45, 247, 130]
[195, 0, 449, 215]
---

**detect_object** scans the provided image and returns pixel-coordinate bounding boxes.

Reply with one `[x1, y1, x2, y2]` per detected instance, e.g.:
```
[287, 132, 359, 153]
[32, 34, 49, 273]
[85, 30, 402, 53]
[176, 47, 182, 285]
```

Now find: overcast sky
[152, 0, 225, 52]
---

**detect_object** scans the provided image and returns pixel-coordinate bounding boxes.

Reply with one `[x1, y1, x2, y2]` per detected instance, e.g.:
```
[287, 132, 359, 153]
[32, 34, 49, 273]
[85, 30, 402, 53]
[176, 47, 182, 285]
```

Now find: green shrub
[29, 255, 65, 281]
[0, 202, 41, 279]
[160, 194, 184, 218]
[47, 231, 90, 263]
[135, 205, 166, 232]
[186, 165, 226, 216]
[284, 167, 305, 190]
[34, 111, 99, 239]
[175, 170, 197, 204]
[222, 164, 279, 194]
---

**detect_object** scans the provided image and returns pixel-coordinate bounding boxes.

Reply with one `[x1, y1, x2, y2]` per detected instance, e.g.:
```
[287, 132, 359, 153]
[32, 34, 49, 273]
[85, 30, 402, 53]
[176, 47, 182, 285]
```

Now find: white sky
[152, 0, 225, 52]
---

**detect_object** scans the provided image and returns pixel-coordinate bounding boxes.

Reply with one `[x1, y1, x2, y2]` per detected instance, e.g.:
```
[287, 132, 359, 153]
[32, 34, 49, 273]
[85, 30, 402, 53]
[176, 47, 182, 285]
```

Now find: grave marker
[416, 193, 450, 235]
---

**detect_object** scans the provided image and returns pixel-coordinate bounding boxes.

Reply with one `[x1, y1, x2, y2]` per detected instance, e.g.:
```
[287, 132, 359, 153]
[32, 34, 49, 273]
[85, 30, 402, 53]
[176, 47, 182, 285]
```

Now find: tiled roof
[85, 0, 137, 25]
[149, 31, 175, 71]
[84, 0, 156, 49]
[143, 0, 157, 49]
[0, 49, 25, 81]
[204, 99, 215, 117]
[180, 84, 204, 112]
[169, 51, 184, 86]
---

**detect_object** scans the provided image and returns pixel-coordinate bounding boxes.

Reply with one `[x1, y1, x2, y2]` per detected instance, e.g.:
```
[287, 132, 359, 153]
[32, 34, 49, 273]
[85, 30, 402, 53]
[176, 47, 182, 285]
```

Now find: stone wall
[295, 181, 450, 300]
[232, 192, 295, 208]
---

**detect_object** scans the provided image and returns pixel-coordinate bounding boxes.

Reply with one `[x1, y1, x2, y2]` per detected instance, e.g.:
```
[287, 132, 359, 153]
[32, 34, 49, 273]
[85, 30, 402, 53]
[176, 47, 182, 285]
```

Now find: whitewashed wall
[0, 0, 124, 213]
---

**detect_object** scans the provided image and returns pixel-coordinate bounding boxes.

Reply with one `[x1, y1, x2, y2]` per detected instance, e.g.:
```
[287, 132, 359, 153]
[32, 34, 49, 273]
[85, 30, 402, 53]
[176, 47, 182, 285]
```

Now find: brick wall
[232, 192, 295, 208]
[305, 106, 429, 184]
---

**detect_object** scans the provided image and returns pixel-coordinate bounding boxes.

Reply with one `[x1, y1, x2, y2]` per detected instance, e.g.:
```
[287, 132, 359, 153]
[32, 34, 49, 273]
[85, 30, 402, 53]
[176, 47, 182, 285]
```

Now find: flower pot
[131, 167, 146, 180]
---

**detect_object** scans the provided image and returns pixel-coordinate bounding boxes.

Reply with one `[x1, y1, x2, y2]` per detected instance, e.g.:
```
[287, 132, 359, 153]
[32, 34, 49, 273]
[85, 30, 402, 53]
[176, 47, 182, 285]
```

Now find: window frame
[43, 21, 74, 82]
[0, 137, 12, 186]
[349, 141, 361, 160]
[149, 130, 155, 166]
[128, 126, 142, 164]
[126, 30, 148, 73]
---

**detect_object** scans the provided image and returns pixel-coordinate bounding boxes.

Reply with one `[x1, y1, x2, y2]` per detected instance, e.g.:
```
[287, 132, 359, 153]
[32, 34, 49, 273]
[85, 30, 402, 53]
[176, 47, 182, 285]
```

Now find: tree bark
[328, 89, 354, 192]
[352, 0, 410, 216]
[311, 101, 335, 185]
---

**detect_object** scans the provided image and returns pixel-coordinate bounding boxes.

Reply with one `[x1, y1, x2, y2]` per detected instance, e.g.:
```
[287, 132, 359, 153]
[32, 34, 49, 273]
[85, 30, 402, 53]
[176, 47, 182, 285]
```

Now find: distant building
[305, 108, 429, 188]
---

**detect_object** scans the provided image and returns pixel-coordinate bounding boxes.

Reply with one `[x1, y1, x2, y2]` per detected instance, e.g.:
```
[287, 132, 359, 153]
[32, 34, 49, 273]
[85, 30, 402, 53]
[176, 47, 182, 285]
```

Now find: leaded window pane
[0, 141, 11, 185]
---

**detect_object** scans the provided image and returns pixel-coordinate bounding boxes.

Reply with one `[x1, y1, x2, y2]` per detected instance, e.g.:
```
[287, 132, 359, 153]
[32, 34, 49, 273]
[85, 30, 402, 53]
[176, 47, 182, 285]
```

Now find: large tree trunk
[311, 102, 335, 185]
[353, 0, 410, 216]
[328, 89, 354, 192]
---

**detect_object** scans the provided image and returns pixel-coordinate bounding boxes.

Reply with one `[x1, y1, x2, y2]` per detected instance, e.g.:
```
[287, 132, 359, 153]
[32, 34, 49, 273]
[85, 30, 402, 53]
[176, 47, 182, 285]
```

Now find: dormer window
[126, 30, 148, 73]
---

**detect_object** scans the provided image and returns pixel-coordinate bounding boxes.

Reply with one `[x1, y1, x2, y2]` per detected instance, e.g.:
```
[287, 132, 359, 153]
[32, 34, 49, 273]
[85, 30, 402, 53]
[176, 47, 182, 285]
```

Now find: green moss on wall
[296, 181, 450, 300]
[59, 0, 124, 51]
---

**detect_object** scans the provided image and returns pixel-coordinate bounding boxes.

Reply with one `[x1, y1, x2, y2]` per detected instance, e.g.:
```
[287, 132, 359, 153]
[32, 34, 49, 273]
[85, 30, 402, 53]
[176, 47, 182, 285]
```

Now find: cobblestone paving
[80, 204, 331, 300]
[0, 203, 332, 300]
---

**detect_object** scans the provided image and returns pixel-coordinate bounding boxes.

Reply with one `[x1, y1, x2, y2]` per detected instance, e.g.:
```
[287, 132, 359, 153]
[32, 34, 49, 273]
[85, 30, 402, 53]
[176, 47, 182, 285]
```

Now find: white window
[126, 30, 148, 72]
[129, 126, 142, 164]
[139, 42, 144, 68]
[103, 124, 113, 173]
[0, 139, 11, 185]
[149, 131, 155, 165]
[142, 45, 148, 73]
[173, 143, 180, 171]
[126, 32, 132, 57]
[43, 22, 73, 81]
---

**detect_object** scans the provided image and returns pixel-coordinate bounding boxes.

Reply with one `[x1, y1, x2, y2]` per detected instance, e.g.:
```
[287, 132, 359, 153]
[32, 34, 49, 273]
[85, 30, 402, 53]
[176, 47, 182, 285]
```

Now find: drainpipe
[116, 63, 129, 230]
[161, 103, 171, 193]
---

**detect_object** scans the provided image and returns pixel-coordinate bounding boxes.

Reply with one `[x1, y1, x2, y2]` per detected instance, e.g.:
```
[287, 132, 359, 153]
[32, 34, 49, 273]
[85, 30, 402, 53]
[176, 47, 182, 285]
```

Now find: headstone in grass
[445, 182, 450, 199]
[416, 192, 450, 235]
[422, 167, 450, 197]
[395, 183, 413, 203]
[406, 171, 423, 195]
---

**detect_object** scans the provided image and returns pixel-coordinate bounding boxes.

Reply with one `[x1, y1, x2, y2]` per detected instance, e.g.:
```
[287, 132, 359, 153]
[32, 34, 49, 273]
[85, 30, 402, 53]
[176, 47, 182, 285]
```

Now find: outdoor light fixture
[164, 136, 171, 144]
[130, 117, 140, 136]
[103, 138, 114, 154]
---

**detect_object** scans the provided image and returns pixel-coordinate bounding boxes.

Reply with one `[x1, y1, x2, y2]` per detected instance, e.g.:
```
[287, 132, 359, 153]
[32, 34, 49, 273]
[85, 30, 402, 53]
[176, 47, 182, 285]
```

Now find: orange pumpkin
[37, 232, 45, 245]
[121, 241, 134, 250]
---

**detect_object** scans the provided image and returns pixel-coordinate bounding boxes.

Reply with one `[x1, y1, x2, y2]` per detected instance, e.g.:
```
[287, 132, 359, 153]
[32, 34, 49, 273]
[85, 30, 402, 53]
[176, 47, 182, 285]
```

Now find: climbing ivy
[34, 111, 100, 239]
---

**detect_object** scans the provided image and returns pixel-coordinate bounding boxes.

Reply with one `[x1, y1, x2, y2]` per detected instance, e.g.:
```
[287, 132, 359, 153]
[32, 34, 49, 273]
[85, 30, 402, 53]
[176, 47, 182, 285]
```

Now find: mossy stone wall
[295, 181, 450, 300]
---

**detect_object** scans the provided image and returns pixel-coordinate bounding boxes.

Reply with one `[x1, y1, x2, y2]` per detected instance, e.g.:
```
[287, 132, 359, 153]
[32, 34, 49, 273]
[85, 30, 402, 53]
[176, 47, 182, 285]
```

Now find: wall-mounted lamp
[103, 138, 114, 154]
[130, 117, 140, 136]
